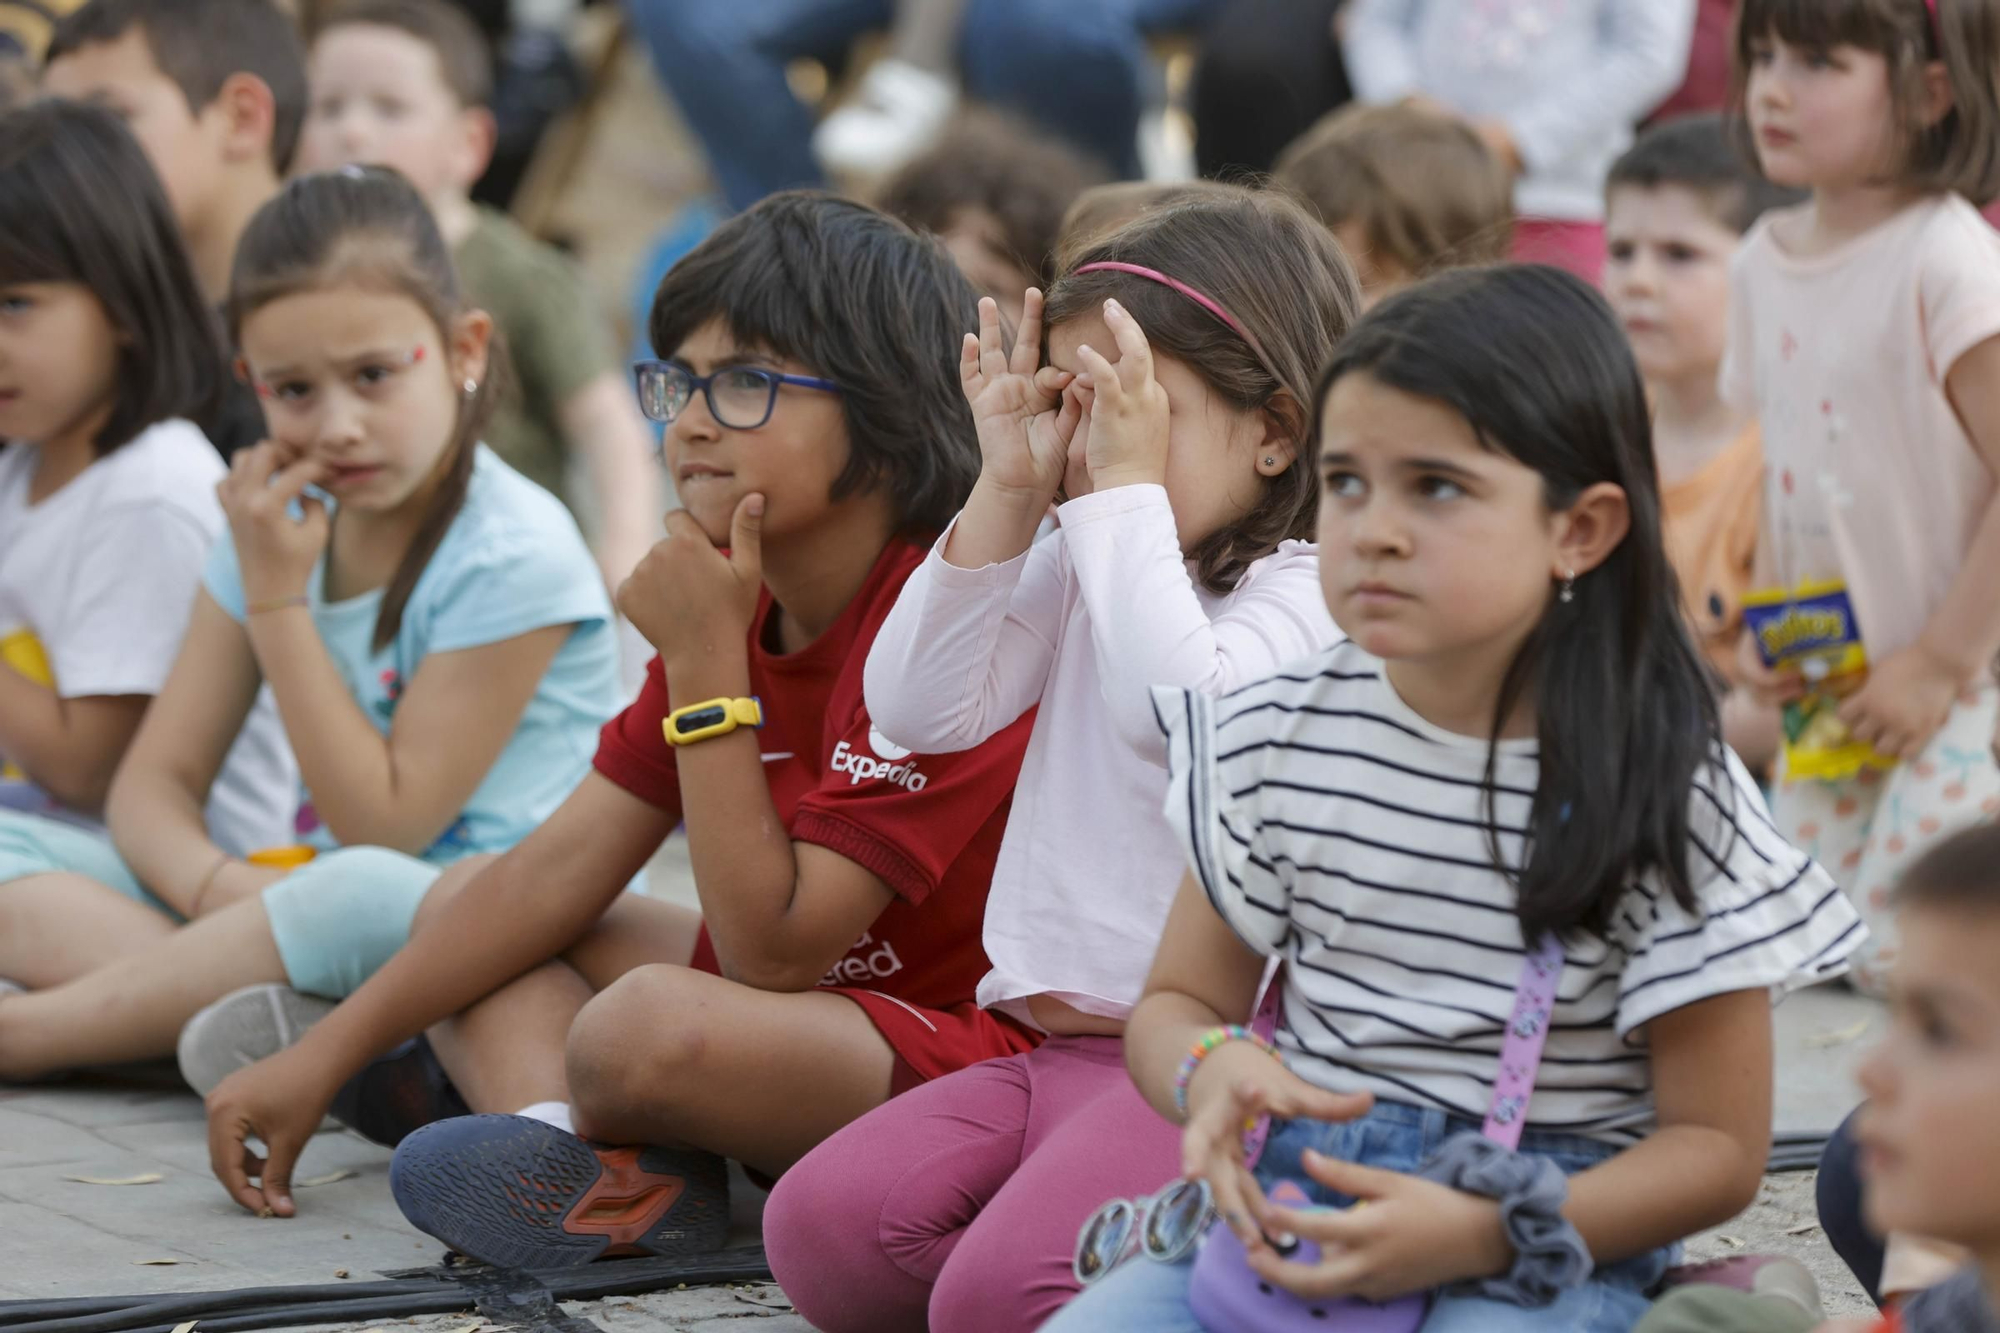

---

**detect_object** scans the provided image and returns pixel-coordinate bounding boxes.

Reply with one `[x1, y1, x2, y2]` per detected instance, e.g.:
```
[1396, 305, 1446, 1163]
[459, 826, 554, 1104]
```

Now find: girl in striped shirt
[1047, 265, 1863, 1333]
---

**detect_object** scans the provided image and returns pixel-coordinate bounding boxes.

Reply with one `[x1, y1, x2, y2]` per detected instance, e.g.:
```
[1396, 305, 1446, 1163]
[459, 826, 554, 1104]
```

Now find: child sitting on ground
[0, 164, 620, 1070]
[191, 194, 1040, 1258]
[0, 100, 293, 992]
[299, 0, 660, 583]
[766, 189, 1355, 1333]
[877, 108, 1104, 331]
[1273, 101, 1514, 308]
[1043, 263, 1862, 1333]
[1637, 824, 2000, 1333]
[1603, 112, 1802, 773]
[43, 0, 307, 459]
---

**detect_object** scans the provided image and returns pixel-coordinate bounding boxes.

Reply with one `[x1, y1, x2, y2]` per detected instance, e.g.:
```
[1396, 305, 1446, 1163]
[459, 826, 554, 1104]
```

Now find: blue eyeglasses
[632, 361, 842, 430]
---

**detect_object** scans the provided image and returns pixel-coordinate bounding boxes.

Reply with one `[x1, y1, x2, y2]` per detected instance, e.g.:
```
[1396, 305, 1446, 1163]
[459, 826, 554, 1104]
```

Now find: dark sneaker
[390, 1114, 729, 1269]
[328, 1034, 470, 1148]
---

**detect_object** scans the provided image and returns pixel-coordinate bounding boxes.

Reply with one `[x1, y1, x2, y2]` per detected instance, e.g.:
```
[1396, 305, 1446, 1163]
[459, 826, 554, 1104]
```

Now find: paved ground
[0, 977, 1883, 1329]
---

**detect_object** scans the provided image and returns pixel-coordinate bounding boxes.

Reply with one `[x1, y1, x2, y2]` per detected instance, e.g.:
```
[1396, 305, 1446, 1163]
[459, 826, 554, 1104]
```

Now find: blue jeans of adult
[622, 0, 1221, 212]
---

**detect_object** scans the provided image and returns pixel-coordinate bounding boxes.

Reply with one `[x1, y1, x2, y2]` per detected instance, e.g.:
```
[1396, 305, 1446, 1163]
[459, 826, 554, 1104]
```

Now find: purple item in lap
[1188, 1181, 1426, 1333]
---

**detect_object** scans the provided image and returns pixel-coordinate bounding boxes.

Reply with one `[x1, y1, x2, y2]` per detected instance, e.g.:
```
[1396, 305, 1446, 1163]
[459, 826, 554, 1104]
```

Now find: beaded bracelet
[1173, 1024, 1278, 1118]
[246, 594, 310, 617]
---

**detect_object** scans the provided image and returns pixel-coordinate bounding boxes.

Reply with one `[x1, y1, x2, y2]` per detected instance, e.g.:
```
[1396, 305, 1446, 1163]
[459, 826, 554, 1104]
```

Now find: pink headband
[1072, 261, 1276, 376]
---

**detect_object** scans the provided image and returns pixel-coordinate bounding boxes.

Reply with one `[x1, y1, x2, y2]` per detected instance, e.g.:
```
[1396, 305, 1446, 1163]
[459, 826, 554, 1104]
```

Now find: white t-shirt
[864, 484, 1341, 1027]
[1158, 641, 1864, 1143]
[0, 422, 295, 853]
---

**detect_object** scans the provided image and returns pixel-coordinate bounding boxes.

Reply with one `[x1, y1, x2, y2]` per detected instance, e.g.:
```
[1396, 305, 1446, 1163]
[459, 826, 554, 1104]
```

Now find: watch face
[676, 704, 728, 735]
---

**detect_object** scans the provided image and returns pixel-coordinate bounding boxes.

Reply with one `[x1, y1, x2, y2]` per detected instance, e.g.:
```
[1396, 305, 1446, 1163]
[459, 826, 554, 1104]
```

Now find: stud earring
[1558, 569, 1577, 604]
[463, 378, 478, 396]
[1263, 455, 1276, 467]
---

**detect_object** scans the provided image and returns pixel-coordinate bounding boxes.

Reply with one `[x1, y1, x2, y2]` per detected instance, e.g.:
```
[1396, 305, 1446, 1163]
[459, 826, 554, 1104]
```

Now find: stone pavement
[0, 983, 1884, 1329]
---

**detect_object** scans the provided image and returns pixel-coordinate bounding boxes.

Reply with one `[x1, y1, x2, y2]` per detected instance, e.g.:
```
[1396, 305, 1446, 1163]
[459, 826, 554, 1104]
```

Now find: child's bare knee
[566, 965, 712, 1127]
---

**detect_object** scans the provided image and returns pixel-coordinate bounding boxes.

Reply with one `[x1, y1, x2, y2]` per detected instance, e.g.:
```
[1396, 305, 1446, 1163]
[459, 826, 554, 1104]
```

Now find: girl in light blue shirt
[0, 167, 622, 1081]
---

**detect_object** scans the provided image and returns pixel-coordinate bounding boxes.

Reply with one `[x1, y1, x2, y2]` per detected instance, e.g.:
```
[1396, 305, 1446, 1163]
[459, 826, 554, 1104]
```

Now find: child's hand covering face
[959, 288, 1081, 505]
[1070, 298, 1171, 492]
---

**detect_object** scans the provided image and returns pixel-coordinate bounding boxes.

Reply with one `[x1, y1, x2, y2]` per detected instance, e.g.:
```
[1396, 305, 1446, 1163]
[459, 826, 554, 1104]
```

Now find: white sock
[515, 1100, 575, 1134]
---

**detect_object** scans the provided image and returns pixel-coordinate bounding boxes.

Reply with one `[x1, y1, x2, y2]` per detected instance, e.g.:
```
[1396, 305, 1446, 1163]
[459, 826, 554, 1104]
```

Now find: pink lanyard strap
[1242, 935, 1564, 1163]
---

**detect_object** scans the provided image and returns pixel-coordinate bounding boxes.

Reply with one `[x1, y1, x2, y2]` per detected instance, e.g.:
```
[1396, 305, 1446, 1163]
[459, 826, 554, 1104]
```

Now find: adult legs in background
[1818, 1107, 1885, 1304]
[765, 1037, 1182, 1333]
[959, 0, 1223, 179]
[620, 0, 889, 213]
[1190, 0, 1349, 177]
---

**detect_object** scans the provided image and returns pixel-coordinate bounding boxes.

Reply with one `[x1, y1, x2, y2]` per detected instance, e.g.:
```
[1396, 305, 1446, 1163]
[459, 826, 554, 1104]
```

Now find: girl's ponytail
[227, 167, 502, 651]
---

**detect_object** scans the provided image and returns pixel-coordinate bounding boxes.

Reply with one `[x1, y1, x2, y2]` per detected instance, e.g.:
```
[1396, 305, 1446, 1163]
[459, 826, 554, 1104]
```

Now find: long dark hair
[227, 166, 499, 651]
[1044, 190, 1360, 594]
[1314, 266, 1725, 941]
[0, 100, 225, 454]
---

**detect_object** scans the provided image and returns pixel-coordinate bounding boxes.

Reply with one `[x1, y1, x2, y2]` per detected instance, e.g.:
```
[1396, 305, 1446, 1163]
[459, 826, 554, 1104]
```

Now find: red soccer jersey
[593, 538, 1034, 1021]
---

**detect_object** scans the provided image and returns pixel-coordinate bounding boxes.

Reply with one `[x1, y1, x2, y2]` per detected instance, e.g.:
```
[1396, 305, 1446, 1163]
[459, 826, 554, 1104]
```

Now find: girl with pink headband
[764, 190, 1359, 1333]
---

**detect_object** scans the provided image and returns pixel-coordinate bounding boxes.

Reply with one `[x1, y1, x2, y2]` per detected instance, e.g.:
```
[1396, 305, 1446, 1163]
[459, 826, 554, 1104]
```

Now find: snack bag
[1741, 581, 1896, 784]
[0, 627, 51, 781]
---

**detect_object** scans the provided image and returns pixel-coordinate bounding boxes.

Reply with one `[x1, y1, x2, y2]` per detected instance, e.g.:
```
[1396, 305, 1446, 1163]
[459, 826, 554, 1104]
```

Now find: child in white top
[764, 190, 1357, 1333]
[1048, 264, 1860, 1333]
[1724, 0, 2000, 993]
[0, 100, 292, 987]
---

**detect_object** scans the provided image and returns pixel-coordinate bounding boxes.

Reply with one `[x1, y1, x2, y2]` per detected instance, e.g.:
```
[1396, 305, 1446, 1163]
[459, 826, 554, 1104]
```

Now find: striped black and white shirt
[1157, 641, 1864, 1144]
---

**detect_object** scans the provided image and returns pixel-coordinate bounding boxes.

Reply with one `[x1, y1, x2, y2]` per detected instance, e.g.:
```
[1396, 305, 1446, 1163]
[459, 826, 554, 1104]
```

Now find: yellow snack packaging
[1740, 581, 1897, 784]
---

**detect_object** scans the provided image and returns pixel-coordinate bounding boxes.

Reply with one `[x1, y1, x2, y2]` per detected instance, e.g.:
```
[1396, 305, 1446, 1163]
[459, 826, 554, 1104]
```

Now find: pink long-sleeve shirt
[864, 484, 1339, 1026]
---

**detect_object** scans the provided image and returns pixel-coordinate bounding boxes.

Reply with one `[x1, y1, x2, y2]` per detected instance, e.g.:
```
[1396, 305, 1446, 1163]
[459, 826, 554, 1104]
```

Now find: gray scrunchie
[1414, 1132, 1593, 1307]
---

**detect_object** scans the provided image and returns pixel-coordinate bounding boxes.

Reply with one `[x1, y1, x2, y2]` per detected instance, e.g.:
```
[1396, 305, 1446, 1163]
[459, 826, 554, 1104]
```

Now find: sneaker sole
[390, 1114, 729, 1269]
[177, 984, 336, 1096]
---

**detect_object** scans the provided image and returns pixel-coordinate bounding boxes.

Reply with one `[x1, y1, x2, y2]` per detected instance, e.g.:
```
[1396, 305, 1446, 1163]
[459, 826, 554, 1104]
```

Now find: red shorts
[688, 931, 1039, 1095]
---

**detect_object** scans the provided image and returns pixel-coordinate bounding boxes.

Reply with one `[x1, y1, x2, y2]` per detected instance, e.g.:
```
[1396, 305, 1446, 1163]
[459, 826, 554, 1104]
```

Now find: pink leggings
[764, 1034, 1182, 1333]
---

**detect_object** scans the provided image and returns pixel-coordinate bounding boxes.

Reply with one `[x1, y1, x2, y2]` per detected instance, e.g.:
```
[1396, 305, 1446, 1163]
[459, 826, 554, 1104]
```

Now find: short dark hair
[1608, 113, 1807, 234]
[647, 191, 984, 538]
[1895, 823, 2000, 915]
[1274, 102, 1514, 278]
[0, 99, 225, 454]
[314, 0, 493, 109]
[48, 0, 308, 173]
[1731, 0, 2000, 203]
[1046, 190, 1360, 594]
[877, 108, 1104, 290]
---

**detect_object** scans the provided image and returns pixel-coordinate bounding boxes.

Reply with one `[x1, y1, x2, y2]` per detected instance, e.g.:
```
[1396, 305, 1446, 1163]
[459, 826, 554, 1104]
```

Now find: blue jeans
[1043, 1102, 1674, 1333]
[622, 0, 1222, 211]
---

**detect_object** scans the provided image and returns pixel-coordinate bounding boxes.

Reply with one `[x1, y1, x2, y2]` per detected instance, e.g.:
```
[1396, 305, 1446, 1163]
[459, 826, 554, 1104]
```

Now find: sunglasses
[1072, 1178, 1214, 1286]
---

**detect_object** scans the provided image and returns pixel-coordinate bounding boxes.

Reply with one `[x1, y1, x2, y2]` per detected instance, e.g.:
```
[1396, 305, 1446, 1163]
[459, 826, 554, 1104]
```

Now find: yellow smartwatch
[663, 696, 764, 747]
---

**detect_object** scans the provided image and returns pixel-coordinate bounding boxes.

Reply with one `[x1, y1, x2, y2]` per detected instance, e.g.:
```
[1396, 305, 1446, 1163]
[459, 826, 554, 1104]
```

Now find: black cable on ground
[0, 1249, 774, 1333]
